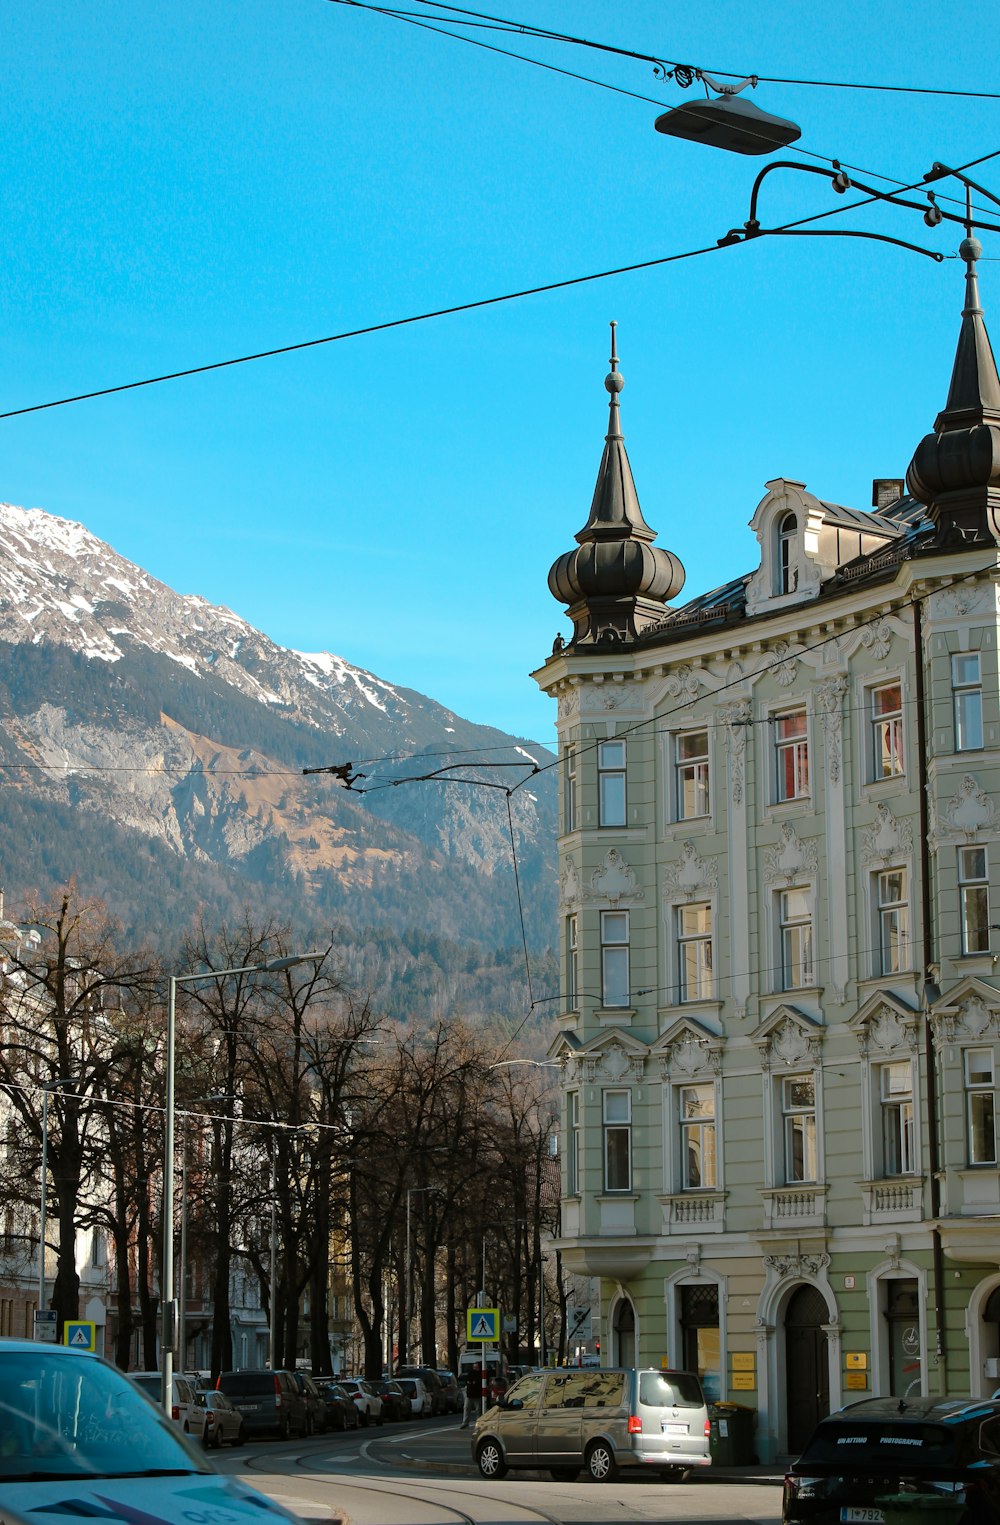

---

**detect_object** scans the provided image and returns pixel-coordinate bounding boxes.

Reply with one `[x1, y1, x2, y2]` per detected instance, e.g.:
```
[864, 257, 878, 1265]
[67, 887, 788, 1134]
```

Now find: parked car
[289, 1371, 329, 1434]
[338, 1378, 384, 1426]
[436, 1370, 463, 1414]
[396, 1375, 433, 1417]
[214, 1369, 308, 1440]
[196, 1389, 245, 1448]
[129, 1371, 207, 1442]
[372, 1377, 411, 1422]
[397, 1364, 444, 1415]
[0, 1339, 309, 1523]
[472, 1366, 711, 1481]
[316, 1380, 361, 1431]
[783, 1397, 1000, 1525]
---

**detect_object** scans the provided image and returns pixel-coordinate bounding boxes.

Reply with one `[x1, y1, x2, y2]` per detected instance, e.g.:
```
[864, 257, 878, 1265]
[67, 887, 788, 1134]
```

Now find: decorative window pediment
[763, 823, 819, 885]
[752, 1005, 824, 1070]
[929, 976, 1000, 1043]
[936, 774, 996, 843]
[663, 841, 718, 900]
[576, 1028, 649, 1082]
[745, 480, 826, 615]
[652, 1016, 724, 1079]
[862, 803, 914, 866]
[848, 991, 920, 1057]
[589, 849, 644, 906]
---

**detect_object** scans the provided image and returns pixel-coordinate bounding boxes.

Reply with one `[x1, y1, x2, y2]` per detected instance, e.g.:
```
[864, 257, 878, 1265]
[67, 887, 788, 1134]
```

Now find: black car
[372, 1377, 411, 1422]
[316, 1380, 361, 1431]
[783, 1397, 1000, 1525]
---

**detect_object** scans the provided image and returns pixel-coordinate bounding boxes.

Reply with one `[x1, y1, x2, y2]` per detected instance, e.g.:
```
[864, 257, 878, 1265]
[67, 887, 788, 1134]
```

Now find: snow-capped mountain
[0, 503, 556, 986]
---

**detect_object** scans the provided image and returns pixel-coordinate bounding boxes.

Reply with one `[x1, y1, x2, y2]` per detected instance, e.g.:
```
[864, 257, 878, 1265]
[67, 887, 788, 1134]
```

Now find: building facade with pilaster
[535, 246, 1000, 1462]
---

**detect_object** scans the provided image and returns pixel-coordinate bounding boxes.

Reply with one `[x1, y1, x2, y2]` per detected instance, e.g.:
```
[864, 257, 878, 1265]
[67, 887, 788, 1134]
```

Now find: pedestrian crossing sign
[466, 1307, 499, 1343]
[64, 1321, 96, 1352]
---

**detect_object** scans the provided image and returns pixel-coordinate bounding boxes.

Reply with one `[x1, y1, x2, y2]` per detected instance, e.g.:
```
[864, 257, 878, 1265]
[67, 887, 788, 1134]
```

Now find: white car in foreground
[0, 1338, 308, 1525]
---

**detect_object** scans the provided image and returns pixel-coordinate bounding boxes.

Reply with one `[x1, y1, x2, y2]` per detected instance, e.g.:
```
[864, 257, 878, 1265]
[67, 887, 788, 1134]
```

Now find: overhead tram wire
[3, 149, 996, 423]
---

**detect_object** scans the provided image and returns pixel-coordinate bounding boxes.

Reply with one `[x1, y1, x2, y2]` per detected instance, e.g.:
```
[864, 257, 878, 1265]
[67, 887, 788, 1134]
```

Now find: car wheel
[550, 1467, 580, 1481]
[476, 1438, 507, 1479]
[585, 1440, 618, 1483]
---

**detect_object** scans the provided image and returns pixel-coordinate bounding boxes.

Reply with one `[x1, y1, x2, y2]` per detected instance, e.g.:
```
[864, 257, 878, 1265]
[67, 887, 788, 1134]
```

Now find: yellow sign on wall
[731, 1373, 755, 1390]
[845, 1372, 868, 1390]
[845, 1352, 868, 1370]
[731, 1352, 755, 1372]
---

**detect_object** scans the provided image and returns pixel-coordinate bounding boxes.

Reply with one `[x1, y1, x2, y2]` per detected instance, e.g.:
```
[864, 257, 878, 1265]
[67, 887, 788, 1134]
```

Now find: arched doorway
[785, 1285, 830, 1453]
[613, 1298, 635, 1367]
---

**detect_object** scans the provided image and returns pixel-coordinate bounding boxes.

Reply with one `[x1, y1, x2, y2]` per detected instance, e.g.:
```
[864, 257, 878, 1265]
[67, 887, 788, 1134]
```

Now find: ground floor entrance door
[785, 1285, 830, 1454]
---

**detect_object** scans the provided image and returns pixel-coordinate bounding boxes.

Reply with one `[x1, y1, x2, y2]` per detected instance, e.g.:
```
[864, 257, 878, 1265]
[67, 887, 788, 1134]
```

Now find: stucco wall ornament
[560, 856, 582, 907]
[720, 701, 753, 807]
[590, 849, 644, 906]
[664, 665, 701, 701]
[862, 803, 914, 866]
[663, 841, 719, 900]
[855, 1003, 917, 1057]
[763, 1251, 831, 1279]
[942, 775, 996, 839]
[763, 823, 819, 886]
[860, 618, 893, 662]
[584, 1039, 645, 1082]
[767, 640, 798, 687]
[557, 688, 580, 719]
[932, 583, 988, 618]
[814, 676, 848, 783]
[933, 995, 1000, 1044]
[757, 1016, 822, 1070]
[659, 1035, 721, 1079]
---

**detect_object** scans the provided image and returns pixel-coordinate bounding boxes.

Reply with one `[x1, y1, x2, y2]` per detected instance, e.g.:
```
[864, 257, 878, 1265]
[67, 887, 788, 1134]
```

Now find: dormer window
[777, 512, 797, 595]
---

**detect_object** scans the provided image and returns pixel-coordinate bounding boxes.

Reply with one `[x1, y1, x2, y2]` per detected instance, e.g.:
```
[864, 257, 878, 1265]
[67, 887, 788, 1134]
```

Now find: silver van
[471, 1366, 711, 1482]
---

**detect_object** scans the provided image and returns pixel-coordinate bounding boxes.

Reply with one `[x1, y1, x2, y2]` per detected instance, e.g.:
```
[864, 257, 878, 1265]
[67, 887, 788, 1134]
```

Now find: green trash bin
[709, 1402, 756, 1466]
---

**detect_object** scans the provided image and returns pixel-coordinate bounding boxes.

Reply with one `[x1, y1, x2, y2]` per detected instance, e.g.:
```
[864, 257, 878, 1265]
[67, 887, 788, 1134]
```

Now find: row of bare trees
[0, 889, 563, 1375]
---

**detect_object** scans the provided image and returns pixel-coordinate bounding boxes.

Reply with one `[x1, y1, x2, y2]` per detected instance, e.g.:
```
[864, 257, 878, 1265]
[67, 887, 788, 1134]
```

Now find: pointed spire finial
[605, 320, 624, 439]
[959, 187, 984, 320]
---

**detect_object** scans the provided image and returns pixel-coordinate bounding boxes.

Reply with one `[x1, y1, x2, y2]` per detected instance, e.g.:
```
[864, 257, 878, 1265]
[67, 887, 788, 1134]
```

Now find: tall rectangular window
[779, 886, 814, 990]
[959, 847, 990, 955]
[598, 740, 626, 826]
[563, 747, 577, 834]
[675, 729, 710, 820]
[880, 1062, 915, 1175]
[953, 653, 984, 751]
[680, 1083, 716, 1189]
[965, 1049, 997, 1165]
[566, 1091, 580, 1196]
[877, 869, 909, 974]
[871, 681, 905, 779]
[782, 1074, 817, 1183]
[602, 1089, 631, 1192]
[565, 914, 579, 1010]
[600, 910, 630, 1008]
[677, 902, 714, 1002]
[774, 709, 809, 803]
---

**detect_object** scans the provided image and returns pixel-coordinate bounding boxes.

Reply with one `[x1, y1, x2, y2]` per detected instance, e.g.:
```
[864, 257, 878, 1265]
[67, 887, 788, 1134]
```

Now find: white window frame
[676, 900, 714, 1002]
[953, 653, 984, 752]
[678, 1081, 717, 1190]
[563, 746, 577, 834]
[776, 511, 797, 596]
[965, 1048, 997, 1165]
[869, 679, 905, 780]
[602, 1089, 632, 1193]
[565, 913, 579, 1010]
[781, 1073, 818, 1184]
[875, 867, 909, 975]
[879, 1060, 916, 1177]
[777, 885, 814, 991]
[959, 846, 990, 955]
[674, 728, 710, 821]
[598, 740, 627, 827]
[566, 1090, 580, 1196]
[600, 910, 630, 1008]
[773, 707, 810, 804]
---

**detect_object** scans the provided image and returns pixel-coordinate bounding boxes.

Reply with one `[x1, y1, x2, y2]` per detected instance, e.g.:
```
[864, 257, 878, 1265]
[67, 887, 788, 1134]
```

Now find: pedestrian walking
[459, 1364, 481, 1429]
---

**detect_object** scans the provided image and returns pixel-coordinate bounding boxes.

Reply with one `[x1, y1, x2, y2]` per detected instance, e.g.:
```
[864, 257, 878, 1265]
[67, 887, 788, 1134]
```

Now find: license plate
[662, 1422, 688, 1434]
[239, 1403, 261, 1412]
[840, 1510, 884, 1523]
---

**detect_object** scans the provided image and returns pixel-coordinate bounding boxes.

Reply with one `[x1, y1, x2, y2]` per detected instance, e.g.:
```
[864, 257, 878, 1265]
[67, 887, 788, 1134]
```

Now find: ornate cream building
[535, 242, 1000, 1461]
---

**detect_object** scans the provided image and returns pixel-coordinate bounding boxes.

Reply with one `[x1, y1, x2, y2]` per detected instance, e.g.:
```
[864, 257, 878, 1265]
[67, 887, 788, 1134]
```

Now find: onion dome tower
[906, 222, 1000, 545]
[548, 324, 685, 645]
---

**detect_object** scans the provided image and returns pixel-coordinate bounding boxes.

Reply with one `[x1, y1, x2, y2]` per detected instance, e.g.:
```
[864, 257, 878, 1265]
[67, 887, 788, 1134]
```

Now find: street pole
[177, 1142, 188, 1372]
[539, 1257, 546, 1369]
[404, 1189, 412, 1367]
[481, 1234, 487, 1414]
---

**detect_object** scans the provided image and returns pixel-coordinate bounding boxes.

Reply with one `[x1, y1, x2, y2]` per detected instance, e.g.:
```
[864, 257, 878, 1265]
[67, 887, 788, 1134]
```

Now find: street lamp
[161, 952, 324, 1414]
[38, 1076, 79, 1316]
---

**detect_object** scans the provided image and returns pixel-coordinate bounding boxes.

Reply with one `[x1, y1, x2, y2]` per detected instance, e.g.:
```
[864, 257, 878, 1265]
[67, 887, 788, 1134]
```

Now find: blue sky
[2, 0, 997, 748]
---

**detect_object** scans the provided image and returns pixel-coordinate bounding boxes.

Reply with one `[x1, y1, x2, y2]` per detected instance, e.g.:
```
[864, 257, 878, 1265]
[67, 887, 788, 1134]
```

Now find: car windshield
[0, 1351, 209, 1482]
[800, 1421, 960, 1468]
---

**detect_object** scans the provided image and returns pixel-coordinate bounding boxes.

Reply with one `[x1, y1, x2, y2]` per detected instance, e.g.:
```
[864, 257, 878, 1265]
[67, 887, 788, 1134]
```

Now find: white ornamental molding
[560, 856, 582, 907]
[584, 1039, 645, 1082]
[860, 618, 893, 662]
[720, 701, 753, 807]
[763, 823, 819, 886]
[929, 583, 988, 618]
[763, 1251, 831, 1280]
[589, 848, 644, 906]
[940, 775, 996, 841]
[855, 1003, 919, 1058]
[765, 640, 798, 687]
[934, 994, 1000, 1043]
[814, 676, 848, 783]
[558, 688, 580, 719]
[664, 664, 702, 701]
[658, 1035, 722, 1078]
[663, 841, 719, 901]
[861, 802, 914, 866]
[757, 1016, 823, 1070]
